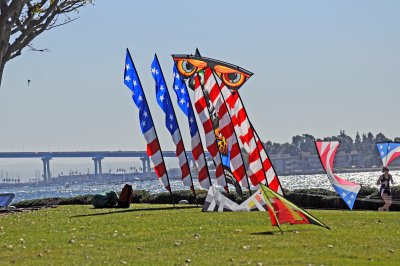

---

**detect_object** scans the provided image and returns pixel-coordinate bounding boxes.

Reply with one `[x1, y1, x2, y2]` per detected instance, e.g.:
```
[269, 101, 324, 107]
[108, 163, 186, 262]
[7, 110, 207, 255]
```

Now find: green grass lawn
[0, 205, 399, 265]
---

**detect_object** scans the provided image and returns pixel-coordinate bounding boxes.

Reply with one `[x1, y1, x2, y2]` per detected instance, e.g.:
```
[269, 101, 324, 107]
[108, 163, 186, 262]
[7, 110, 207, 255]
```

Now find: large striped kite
[172, 53, 283, 194]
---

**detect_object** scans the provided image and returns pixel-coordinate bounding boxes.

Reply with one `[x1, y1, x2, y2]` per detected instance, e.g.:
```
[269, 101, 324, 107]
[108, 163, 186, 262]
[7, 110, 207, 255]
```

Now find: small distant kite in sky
[27, 79, 31, 86]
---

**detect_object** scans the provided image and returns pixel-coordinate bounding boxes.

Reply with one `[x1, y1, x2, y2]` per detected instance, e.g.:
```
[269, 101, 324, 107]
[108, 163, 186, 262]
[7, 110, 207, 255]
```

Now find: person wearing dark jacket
[377, 166, 394, 211]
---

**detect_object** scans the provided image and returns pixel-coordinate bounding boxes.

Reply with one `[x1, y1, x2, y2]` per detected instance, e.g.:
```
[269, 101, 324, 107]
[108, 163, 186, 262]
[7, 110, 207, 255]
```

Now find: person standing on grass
[377, 166, 394, 211]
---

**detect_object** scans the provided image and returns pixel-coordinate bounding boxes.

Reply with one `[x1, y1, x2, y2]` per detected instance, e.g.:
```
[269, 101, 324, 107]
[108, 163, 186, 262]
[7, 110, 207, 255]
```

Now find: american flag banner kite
[172, 65, 212, 189]
[220, 84, 283, 195]
[192, 72, 228, 192]
[171, 52, 283, 195]
[151, 55, 195, 193]
[123, 49, 171, 192]
[376, 142, 400, 167]
[315, 141, 361, 210]
[202, 68, 249, 189]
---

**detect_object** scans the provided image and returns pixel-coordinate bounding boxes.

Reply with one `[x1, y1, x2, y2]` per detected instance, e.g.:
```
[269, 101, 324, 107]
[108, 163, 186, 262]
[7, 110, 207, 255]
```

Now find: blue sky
[0, 0, 399, 157]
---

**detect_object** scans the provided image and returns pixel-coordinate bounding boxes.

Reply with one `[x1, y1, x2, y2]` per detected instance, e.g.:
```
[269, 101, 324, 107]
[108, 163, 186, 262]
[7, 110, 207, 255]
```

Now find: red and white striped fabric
[221, 85, 283, 195]
[202, 69, 248, 188]
[193, 75, 228, 191]
[190, 130, 211, 189]
[172, 65, 210, 189]
[171, 130, 193, 191]
[143, 127, 171, 192]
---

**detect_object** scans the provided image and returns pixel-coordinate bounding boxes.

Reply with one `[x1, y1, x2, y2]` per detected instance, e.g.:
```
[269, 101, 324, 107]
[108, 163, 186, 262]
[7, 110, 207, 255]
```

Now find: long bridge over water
[0, 151, 203, 182]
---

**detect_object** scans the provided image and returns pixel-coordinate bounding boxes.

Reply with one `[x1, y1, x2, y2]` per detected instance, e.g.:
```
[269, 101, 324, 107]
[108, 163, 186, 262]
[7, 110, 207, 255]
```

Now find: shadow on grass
[70, 205, 199, 218]
[251, 229, 313, 235]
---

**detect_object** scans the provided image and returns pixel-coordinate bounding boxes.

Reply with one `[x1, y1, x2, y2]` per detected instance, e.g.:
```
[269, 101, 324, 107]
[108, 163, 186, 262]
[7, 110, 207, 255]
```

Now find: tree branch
[0, 0, 93, 85]
[46, 15, 78, 30]
[27, 43, 49, 52]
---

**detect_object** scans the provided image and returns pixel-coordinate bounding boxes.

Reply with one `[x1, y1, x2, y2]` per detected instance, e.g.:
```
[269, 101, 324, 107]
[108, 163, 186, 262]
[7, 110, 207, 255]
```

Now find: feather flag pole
[151, 54, 197, 199]
[123, 49, 174, 205]
[172, 63, 213, 190]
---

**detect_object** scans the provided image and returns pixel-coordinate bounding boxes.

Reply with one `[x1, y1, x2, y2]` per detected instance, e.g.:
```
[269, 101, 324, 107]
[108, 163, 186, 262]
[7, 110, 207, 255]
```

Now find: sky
[0, 1, 399, 179]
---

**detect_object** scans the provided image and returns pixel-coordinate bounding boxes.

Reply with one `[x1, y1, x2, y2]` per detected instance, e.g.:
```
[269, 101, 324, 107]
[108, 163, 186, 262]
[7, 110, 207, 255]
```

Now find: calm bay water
[1, 170, 398, 203]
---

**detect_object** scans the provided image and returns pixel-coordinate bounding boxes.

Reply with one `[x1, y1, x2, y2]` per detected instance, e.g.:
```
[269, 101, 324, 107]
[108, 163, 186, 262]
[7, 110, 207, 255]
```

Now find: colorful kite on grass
[202, 185, 329, 231]
[315, 141, 361, 210]
[260, 184, 330, 231]
[240, 189, 269, 211]
[202, 187, 242, 212]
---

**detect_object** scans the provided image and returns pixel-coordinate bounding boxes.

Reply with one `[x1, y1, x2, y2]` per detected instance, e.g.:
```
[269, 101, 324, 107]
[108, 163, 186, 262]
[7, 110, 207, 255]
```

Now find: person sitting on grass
[377, 166, 394, 211]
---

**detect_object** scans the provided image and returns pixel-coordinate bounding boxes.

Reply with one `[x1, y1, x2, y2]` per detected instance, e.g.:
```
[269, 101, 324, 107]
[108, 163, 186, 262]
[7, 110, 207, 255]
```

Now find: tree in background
[0, 0, 93, 86]
[263, 131, 399, 156]
[337, 130, 353, 153]
[375, 132, 391, 143]
[354, 132, 362, 152]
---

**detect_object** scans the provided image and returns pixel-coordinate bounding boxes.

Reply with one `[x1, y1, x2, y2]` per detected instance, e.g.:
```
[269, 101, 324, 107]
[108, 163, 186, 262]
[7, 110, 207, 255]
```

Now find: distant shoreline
[1, 166, 399, 189]
[8, 186, 399, 212]
[279, 166, 400, 176]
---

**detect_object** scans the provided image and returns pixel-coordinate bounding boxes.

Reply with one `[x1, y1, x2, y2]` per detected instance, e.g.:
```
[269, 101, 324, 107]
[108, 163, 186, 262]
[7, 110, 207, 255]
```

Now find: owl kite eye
[213, 65, 249, 89]
[176, 60, 197, 78]
[221, 72, 245, 88]
[175, 59, 207, 78]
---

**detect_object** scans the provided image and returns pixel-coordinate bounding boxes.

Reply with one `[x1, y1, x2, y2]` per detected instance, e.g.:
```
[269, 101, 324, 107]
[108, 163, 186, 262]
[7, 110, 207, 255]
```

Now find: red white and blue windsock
[202, 69, 249, 189]
[123, 49, 171, 192]
[377, 142, 400, 167]
[315, 141, 361, 210]
[193, 74, 228, 192]
[220, 85, 283, 195]
[172, 65, 212, 189]
[151, 55, 195, 193]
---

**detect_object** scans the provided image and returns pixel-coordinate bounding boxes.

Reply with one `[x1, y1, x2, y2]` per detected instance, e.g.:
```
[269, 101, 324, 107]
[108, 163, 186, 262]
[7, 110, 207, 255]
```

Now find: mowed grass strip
[0, 205, 399, 265]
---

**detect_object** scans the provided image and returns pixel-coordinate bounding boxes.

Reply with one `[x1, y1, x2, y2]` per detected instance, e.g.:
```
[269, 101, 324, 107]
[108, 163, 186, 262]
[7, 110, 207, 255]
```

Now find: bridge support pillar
[98, 160, 102, 175]
[146, 157, 151, 172]
[140, 157, 146, 173]
[41, 157, 52, 182]
[93, 158, 98, 175]
[92, 156, 104, 176]
[140, 157, 151, 173]
[42, 159, 47, 182]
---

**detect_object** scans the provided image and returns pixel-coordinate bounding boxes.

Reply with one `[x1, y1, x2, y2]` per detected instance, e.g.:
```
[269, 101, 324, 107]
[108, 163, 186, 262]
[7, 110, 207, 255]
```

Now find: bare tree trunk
[0, 0, 26, 86]
[0, 63, 4, 86]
